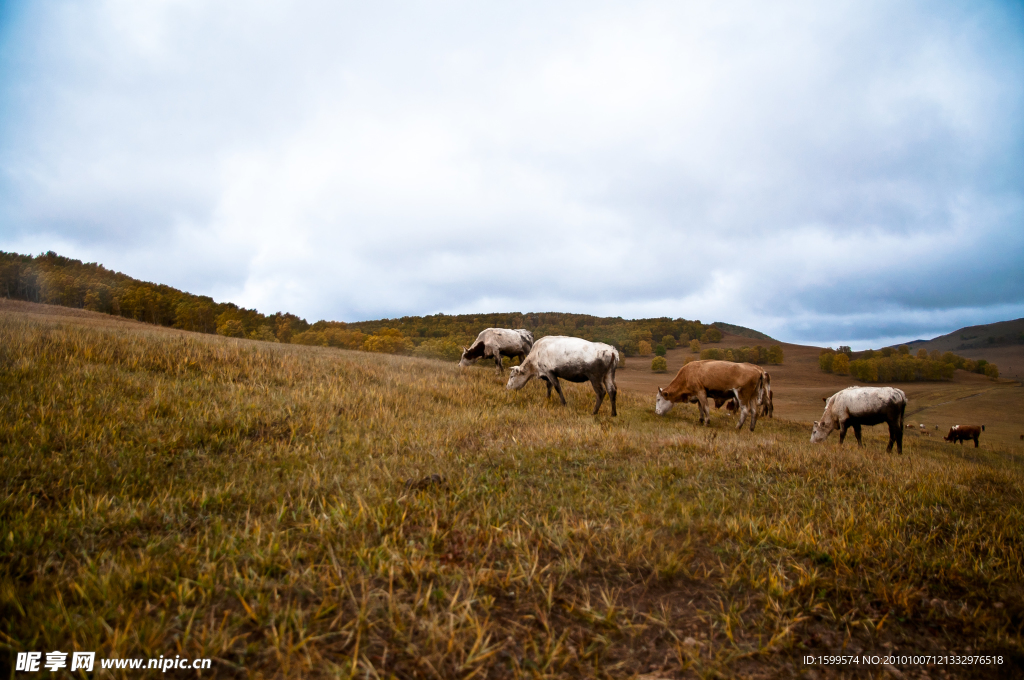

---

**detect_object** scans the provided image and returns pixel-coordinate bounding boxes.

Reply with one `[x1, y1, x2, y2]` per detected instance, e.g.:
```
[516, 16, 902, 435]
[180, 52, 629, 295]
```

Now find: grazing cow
[655, 360, 766, 431]
[459, 328, 534, 374]
[506, 336, 619, 415]
[811, 386, 906, 454]
[944, 424, 984, 448]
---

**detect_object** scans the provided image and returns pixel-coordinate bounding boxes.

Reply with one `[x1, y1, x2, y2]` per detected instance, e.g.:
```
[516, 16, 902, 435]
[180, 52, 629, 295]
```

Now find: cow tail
[982, 424, 985, 431]
[755, 372, 765, 405]
[898, 397, 906, 431]
[762, 372, 771, 405]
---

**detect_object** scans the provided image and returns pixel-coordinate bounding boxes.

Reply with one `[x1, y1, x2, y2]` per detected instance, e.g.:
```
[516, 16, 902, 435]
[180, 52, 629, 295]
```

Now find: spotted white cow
[459, 328, 534, 374]
[506, 336, 619, 415]
[811, 386, 906, 454]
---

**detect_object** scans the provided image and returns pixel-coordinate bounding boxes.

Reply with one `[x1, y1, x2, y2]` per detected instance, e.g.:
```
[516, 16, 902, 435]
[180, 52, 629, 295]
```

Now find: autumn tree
[833, 353, 850, 375]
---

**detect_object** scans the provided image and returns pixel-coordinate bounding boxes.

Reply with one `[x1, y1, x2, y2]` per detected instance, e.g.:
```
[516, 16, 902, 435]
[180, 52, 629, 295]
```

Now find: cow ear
[822, 397, 827, 402]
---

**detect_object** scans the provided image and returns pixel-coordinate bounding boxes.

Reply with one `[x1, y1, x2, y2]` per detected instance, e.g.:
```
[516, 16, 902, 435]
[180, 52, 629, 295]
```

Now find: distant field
[618, 332, 1024, 449]
[2, 302, 1023, 678]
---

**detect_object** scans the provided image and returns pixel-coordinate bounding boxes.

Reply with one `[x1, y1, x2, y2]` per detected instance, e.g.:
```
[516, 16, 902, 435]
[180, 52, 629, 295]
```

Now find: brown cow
[655, 360, 766, 431]
[944, 424, 984, 448]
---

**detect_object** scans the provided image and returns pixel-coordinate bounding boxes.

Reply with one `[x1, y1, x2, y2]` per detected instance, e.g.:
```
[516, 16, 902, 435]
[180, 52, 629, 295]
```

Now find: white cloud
[0, 0, 1021, 347]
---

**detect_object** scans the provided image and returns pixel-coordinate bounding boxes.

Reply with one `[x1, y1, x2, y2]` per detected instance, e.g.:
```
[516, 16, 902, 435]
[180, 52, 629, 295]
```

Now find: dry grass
[1, 310, 1023, 678]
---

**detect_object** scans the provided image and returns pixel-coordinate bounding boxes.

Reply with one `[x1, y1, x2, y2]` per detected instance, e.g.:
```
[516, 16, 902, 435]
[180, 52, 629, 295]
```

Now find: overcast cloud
[1, 0, 1022, 348]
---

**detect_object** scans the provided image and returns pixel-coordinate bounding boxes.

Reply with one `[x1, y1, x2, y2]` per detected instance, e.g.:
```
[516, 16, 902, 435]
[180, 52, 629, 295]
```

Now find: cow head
[810, 419, 834, 443]
[458, 347, 474, 367]
[655, 387, 674, 415]
[506, 366, 529, 391]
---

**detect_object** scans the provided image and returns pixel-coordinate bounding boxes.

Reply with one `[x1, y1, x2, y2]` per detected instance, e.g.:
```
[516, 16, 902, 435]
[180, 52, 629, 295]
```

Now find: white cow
[506, 336, 619, 415]
[459, 328, 534, 374]
[811, 386, 906, 454]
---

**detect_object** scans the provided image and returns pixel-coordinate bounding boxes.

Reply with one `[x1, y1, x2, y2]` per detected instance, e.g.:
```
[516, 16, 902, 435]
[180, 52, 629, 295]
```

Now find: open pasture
[1, 305, 1023, 678]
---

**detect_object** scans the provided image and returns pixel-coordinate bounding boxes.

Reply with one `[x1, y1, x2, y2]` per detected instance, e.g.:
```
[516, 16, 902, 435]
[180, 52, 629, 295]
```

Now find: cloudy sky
[1, 1, 1022, 348]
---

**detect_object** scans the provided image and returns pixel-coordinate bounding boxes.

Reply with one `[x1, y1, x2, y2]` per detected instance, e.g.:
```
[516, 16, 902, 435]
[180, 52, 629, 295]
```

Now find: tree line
[819, 345, 998, 381]
[2, 250, 736, 361]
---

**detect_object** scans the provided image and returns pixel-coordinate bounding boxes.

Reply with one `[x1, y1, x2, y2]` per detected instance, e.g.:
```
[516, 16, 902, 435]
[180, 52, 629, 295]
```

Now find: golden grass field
[2, 300, 1023, 679]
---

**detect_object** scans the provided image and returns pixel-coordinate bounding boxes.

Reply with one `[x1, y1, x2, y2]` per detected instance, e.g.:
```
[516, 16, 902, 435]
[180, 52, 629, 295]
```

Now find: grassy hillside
[911, 319, 1024, 353]
[2, 305, 1023, 678]
[710, 322, 775, 342]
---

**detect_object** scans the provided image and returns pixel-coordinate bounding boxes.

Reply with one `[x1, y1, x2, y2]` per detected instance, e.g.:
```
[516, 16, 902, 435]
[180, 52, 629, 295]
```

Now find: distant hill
[711, 321, 775, 341]
[909, 319, 1024, 353]
[1, 249, 777, 357]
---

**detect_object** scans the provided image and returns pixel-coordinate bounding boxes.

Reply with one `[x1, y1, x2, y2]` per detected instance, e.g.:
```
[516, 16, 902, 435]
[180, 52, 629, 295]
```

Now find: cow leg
[551, 376, 568, 405]
[895, 425, 903, 454]
[494, 351, 504, 374]
[839, 421, 848, 444]
[603, 372, 617, 417]
[747, 398, 759, 432]
[542, 376, 553, 400]
[696, 390, 710, 425]
[974, 436, 979, 448]
[853, 423, 863, 446]
[733, 389, 746, 430]
[590, 380, 605, 415]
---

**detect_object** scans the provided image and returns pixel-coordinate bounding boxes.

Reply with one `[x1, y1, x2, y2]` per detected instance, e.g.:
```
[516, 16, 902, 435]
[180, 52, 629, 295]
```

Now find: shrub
[364, 329, 414, 354]
[881, 347, 894, 358]
[705, 328, 723, 343]
[917, 349, 928, 360]
[320, 328, 366, 349]
[819, 351, 835, 373]
[654, 344, 666, 356]
[700, 348, 723, 360]
[651, 356, 668, 372]
[766, 345, 784, 365]
[690, 339, 701, 353]
[250, 325, 279, 342]
[638, 340, 652, 356]
[725, 350, 735, 361]
[292, 330, 327, 346]
[217, 319, 246, 338]
[984, 364, 999, 378]
[850, 359, 878, 382]
[897, 345, 910, 356]
[662, 335, 676, 350]
[832, 353, 850, 375]
[412, 338, 462, 361]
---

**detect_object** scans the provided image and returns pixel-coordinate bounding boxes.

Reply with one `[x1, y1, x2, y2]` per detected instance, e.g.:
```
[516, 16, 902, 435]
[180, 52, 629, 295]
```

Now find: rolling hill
[2, 298, 1022, 677]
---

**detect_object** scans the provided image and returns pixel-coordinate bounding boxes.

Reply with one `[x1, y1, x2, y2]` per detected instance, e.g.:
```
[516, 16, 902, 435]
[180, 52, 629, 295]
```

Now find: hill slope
[913, 318, 1024, 352]
[2, 301, 1022, 677]
[909, 319, 1024, 381]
